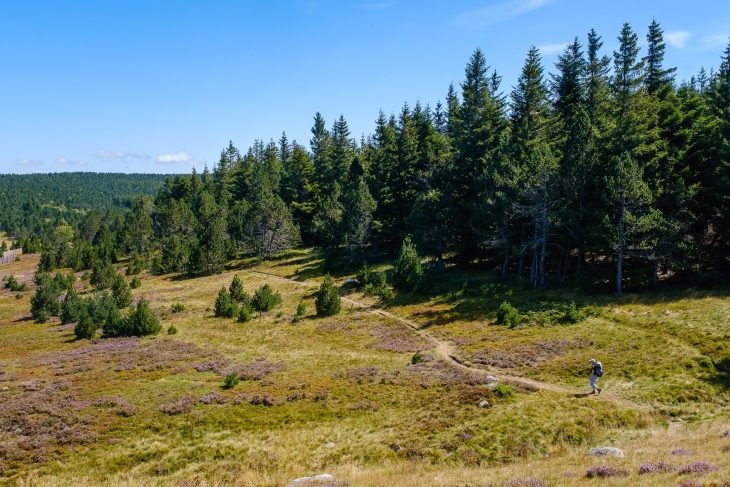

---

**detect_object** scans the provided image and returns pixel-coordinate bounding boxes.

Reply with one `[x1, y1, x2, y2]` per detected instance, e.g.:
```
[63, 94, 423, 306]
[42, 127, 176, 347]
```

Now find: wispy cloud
[453, 0, 552, 29]
[16, 159, 43, 167]
[701, 34, 729, 49]
[538, 42, 568, 55]
[56, 157, 87, 167]
[95, 151, 150, 160]
[157, 151, 192, 164]
[665, 31, 691, 48]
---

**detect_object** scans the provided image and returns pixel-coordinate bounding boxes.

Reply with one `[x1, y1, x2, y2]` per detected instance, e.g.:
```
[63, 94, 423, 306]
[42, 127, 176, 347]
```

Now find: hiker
[589, 358, 603, 394]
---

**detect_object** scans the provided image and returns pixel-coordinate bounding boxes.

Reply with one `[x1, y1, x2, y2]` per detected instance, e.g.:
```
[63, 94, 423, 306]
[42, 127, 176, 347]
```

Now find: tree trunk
[518, 224, 526, 279]
[616, 197, 625, 298]
[501, 217, 509, 280]
[539, 198, 547, 288]
[652, 259, 658, 288]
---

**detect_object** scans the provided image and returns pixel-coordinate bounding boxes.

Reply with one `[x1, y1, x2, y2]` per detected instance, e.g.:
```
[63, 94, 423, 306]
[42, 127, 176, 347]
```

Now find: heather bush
[167, 324, 178, 335]
[586, 466, 629, 478]
[392, 236, 423, 291]
[171, 302, 185, 313]
[502, 479, 549, 487]
[638, 461, 676, 474]
[496, 301, 521, 328]
[677, 461, 719, 475]
[252, 284, 282, 312]
[214, 286, 236, 318]
[296, 300, 307, 317]
[112, 273, 132, 308]
[315, 275, 341, 317]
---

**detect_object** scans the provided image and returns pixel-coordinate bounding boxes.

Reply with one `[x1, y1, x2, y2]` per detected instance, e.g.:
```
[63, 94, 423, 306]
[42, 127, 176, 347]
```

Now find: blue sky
[1, 0, 729, 174]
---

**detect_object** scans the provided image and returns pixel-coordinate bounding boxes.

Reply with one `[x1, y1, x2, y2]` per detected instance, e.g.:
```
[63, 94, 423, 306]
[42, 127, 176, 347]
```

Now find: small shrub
[214, 287, 237, 318]
[296, 300, 307, 317]
[171, 303, 185, 313]
[315, 275, 341, 317]
[89, 291, 122, 333]
[493, 384, 514, 398]
[496, 301, 521, 328]
[638, 462, 676, 474]
[237, 306, 253, 323]
[129, 277, 141, 289]
[4, 275, 28, 292]
[585, 466, 629, 478]
[167, 324, 178, 335]
[562, 301, 581, 323]
[392, 236, 423, 291]
[112, 273, 132, 308]
[74, 312, 97, 340]
[411, 351, 425, 364]
[108, 298, 161, 337]
[222, 373, 239, 390]
[252, 284, 282, 312]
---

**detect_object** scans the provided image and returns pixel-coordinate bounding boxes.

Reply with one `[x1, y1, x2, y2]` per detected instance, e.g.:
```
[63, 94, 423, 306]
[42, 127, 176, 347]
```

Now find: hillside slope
[0, 250, 727, 486]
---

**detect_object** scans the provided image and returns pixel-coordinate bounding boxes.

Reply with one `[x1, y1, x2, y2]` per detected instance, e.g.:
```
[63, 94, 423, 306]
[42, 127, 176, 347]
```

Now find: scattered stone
[723, 429, 730, 437]
[324, 442, 335, 448]
[286, 474, 334, 486]
[487, 382, 499, 390]
[587, 446, 624, 458]
[478, 400, 490, 408]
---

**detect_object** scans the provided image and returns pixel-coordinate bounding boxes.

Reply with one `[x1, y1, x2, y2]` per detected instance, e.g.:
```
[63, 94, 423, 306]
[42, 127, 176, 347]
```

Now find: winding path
[249, 269, 651, 412]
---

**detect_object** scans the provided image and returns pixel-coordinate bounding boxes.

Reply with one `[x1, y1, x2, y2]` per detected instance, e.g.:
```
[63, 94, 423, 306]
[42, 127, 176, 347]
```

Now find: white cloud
[16, 159, 43, 166]
[538, 42, 568, 55]
[665, 31, 691, 48]
[95, 151, 150, 160]
[157, 151, 192, 164]
[702, 34, 729, 49]
[56, 157, 86, 166]
[453, 0, 552, 28]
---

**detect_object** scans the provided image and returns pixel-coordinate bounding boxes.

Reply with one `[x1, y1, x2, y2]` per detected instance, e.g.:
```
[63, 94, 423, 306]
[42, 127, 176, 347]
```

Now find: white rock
[485, 375, 498, 383]
[587, 447, 624, 458]
[487, 382, 499, 390]
[478, 400, 490, 408]
[324, 442, 336, 448]
[286, 474, 334, 486]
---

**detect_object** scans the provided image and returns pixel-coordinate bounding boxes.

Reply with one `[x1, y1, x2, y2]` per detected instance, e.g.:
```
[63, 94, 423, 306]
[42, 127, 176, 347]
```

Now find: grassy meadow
[0, 250, 728, 486]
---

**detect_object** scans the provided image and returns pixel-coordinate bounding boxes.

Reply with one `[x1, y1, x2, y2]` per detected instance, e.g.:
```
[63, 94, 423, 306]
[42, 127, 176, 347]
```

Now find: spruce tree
[341, 157, 376, 250]
[214, 287, 236, 318]
[392, 236, 423, 291]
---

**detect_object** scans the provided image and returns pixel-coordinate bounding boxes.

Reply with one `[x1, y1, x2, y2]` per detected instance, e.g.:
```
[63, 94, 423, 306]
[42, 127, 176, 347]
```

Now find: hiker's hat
[589, 358, 597, 364]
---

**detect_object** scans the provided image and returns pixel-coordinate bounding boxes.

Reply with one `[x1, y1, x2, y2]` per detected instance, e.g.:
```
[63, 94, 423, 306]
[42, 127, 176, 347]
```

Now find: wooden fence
[0, 248, 22, 265]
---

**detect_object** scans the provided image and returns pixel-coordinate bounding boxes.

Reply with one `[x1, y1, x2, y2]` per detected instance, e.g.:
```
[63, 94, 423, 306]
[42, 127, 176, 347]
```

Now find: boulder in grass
[723, 429, 730, 437]
[587, 446, 624, 458]
[286, 474, 334, 486]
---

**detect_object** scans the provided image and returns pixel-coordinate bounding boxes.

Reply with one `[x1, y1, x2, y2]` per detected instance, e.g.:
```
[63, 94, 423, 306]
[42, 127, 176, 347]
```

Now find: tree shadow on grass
[706, 357, 730, 390]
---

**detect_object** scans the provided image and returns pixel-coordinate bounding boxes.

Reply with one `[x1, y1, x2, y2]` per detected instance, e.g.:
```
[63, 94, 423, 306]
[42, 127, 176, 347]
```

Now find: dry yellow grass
[0, 250, 727, 486]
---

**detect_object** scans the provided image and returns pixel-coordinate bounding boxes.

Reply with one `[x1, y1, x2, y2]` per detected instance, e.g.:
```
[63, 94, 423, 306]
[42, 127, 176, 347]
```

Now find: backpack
[594, 362, 603, 377]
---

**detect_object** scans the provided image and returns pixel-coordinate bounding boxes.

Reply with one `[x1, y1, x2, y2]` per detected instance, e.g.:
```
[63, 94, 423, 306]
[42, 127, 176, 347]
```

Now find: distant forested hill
[0, 172, 172, 238]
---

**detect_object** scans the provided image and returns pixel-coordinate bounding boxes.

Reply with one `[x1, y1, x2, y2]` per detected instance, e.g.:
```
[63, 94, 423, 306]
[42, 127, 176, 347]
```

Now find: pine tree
[644, 20, 676, 96]
[392, 236, 423, 291]
[112, 273, 133, 308]
[229, 274, 246, 302]
[341, 157, 376, 250]
[315, 275, 341, 316]
[214, 287, 236, 318]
